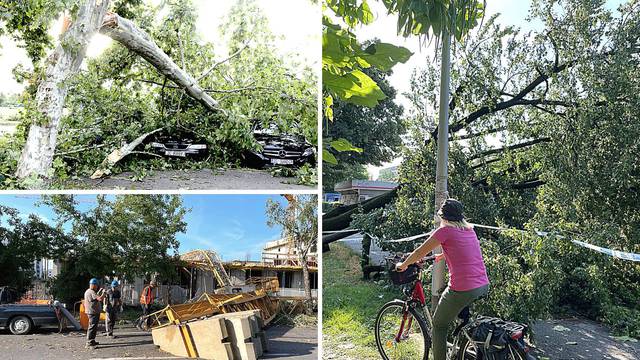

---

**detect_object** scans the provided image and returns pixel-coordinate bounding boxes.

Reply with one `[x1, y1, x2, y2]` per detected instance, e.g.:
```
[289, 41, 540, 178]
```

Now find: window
[279, 271, 294, 288]
[310, 272, 318, 289]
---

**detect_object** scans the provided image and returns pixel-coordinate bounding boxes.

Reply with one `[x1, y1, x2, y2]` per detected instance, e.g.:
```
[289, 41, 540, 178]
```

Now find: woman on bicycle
[396, 198, 489, 360]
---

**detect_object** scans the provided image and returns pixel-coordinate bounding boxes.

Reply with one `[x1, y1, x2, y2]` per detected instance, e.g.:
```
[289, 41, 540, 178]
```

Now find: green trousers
[432, 284, 489, 360]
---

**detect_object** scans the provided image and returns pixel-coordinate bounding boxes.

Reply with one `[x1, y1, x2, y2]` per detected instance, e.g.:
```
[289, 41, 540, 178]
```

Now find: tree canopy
[350, 0, 640, 337]
[0, 195, 188, 303]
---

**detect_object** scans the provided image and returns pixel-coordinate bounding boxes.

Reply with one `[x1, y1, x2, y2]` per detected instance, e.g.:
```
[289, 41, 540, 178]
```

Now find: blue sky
[0, 194, 286, 261]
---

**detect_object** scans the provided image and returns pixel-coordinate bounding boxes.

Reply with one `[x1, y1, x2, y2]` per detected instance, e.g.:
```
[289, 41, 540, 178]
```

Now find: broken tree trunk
[15, 0, 111, 180]
[90, 127, 163, 179]
[99, 13, 220, 113]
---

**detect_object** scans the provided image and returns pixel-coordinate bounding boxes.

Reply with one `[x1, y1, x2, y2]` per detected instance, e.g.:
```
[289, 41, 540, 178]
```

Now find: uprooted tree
[0, 0, 317, 186]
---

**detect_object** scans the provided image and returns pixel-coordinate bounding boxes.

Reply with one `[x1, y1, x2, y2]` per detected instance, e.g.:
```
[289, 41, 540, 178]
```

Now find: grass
[323, 242, 400, 359]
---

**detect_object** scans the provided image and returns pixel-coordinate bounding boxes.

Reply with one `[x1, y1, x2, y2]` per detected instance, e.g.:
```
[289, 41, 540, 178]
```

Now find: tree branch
[55, 144, 107, 156]
[100, 12, 221, 113]
[431, 58, 581, 141]
[197, 42, 249, 81]
[469, 137, 551, 160]
[450, 126, 507, 141]
[90, 128, 163, 179]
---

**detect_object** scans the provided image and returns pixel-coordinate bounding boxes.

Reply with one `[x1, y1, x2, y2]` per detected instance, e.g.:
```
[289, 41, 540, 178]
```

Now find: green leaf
[358, 43, 413, 71]
[323, 149, 338, 164]
[324, 95, 334, 121]
[322, 29, 352, 68]
[323, 69, 387, 107]
[330, 138, 363, 153]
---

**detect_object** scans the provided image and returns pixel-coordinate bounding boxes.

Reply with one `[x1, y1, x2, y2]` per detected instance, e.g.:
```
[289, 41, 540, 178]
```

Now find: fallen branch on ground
[90, 128, 163, 179]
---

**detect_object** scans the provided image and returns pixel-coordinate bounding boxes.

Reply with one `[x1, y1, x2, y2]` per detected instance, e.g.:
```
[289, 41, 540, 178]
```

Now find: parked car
[148, 130, 208, 158]
[244, 123, 316, 168]
[0, 287, 59, 335]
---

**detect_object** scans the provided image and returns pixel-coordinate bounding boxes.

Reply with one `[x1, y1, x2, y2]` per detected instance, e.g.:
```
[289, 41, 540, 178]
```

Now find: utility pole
[431, 16, 452, 310]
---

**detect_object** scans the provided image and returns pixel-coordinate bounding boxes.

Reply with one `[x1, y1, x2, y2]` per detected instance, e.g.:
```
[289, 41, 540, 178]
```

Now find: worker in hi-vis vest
[137, 280, 156, 330]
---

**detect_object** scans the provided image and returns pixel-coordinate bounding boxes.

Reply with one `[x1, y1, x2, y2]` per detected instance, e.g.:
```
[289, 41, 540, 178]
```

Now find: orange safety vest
[139, 286, 154, 305]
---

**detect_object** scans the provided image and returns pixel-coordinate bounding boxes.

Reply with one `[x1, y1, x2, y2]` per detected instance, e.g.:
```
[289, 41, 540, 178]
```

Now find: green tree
[322, 0, 412, 163]
[41, 194, 188, 302]
[0, 0, 317, 187]
[377, 166, 398, 182]
[266, 195, 318, 307]
[327, 66, 405, 164]
[0, 205, 75, 294]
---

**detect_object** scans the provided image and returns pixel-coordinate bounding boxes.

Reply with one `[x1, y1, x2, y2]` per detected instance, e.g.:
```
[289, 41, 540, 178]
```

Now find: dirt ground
[0, 324, 317, 360]
[531, 318, 639, 359]
[70, 168, 315, 190]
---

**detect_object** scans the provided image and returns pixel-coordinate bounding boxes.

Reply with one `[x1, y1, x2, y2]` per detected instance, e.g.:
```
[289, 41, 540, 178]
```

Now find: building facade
[334, 179, 398, 205]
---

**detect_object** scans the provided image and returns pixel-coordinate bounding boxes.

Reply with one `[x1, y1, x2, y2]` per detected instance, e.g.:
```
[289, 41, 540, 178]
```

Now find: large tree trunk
[99, 13, 220, 113]
[15, 0, 111, 180]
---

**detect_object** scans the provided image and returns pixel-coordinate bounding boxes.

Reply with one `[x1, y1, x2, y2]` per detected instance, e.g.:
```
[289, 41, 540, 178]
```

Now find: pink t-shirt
[432, 226, 489, 291]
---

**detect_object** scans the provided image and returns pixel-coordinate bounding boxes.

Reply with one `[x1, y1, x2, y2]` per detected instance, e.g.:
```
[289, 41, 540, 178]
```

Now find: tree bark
[468, 137, 551, 161]
[90, 127, 163, 179]
[99, 13, 220, 113]
[15, 0, 111, 180]
[300, 252, 312, 311]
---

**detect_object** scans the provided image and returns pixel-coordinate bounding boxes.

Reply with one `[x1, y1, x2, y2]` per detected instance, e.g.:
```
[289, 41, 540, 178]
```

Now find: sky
[0, 194, 287, 261]
[0, 0, 320, 94]
[359, 0, 627, 179]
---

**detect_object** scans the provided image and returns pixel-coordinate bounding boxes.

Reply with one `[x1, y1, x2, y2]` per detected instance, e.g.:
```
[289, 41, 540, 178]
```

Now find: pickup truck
[0, 286, 61, 335]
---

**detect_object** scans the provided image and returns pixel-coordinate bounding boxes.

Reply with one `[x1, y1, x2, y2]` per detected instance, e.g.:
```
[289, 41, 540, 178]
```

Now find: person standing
[137, 280, 156, 330]
[84, 278, 104, 349]
[104, 280, 121, 338]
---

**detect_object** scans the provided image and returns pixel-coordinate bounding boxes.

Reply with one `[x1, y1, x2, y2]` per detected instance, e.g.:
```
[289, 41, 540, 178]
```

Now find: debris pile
[147, 290, 278, 359]
[152, 309, 267, 359]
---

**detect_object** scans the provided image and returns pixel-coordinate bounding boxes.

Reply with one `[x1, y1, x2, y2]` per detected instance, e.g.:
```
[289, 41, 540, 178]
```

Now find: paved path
[0, 324, 317, 360]
[531, 318, 639, 359]
[71, 168, 315, 190]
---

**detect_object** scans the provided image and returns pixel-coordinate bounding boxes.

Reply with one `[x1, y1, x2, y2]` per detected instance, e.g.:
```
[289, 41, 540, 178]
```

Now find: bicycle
[374, 254, 535, 360]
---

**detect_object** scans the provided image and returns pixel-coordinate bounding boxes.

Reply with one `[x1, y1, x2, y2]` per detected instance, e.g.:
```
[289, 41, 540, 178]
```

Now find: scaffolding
[144, 289, 278, 329]
[181, 249, 233, 288]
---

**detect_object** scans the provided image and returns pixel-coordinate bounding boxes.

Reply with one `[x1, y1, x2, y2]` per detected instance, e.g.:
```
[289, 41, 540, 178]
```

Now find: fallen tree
[99, 12, 221, 114]
[15, 3, 223, 181]
[3, 0, 317, 187]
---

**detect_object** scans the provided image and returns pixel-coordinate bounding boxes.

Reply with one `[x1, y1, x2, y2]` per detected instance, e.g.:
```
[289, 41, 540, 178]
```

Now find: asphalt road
[72, 168, 315, 190]
[0, 324, 317, 360]
[531, 318, 640, 359]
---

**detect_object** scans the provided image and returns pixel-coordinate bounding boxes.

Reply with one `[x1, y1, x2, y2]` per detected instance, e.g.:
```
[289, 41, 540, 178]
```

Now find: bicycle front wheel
[375, 300, 431, 360]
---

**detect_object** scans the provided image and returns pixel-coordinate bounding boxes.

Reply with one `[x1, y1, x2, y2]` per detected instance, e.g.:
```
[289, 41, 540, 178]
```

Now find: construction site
[0, 243, 318, 360]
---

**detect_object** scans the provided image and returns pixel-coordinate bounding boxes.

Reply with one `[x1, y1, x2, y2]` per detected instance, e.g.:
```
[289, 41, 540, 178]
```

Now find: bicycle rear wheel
[456, 337, 528, 360]
[375, 300, 430, 360]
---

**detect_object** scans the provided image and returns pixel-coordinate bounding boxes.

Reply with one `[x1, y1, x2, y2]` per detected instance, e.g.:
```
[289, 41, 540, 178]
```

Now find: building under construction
[120, 238, 318, 306]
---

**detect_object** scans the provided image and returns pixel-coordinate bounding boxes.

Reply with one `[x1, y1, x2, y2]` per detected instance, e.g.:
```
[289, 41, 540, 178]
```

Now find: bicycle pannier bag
[471, 316, 527, 360]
